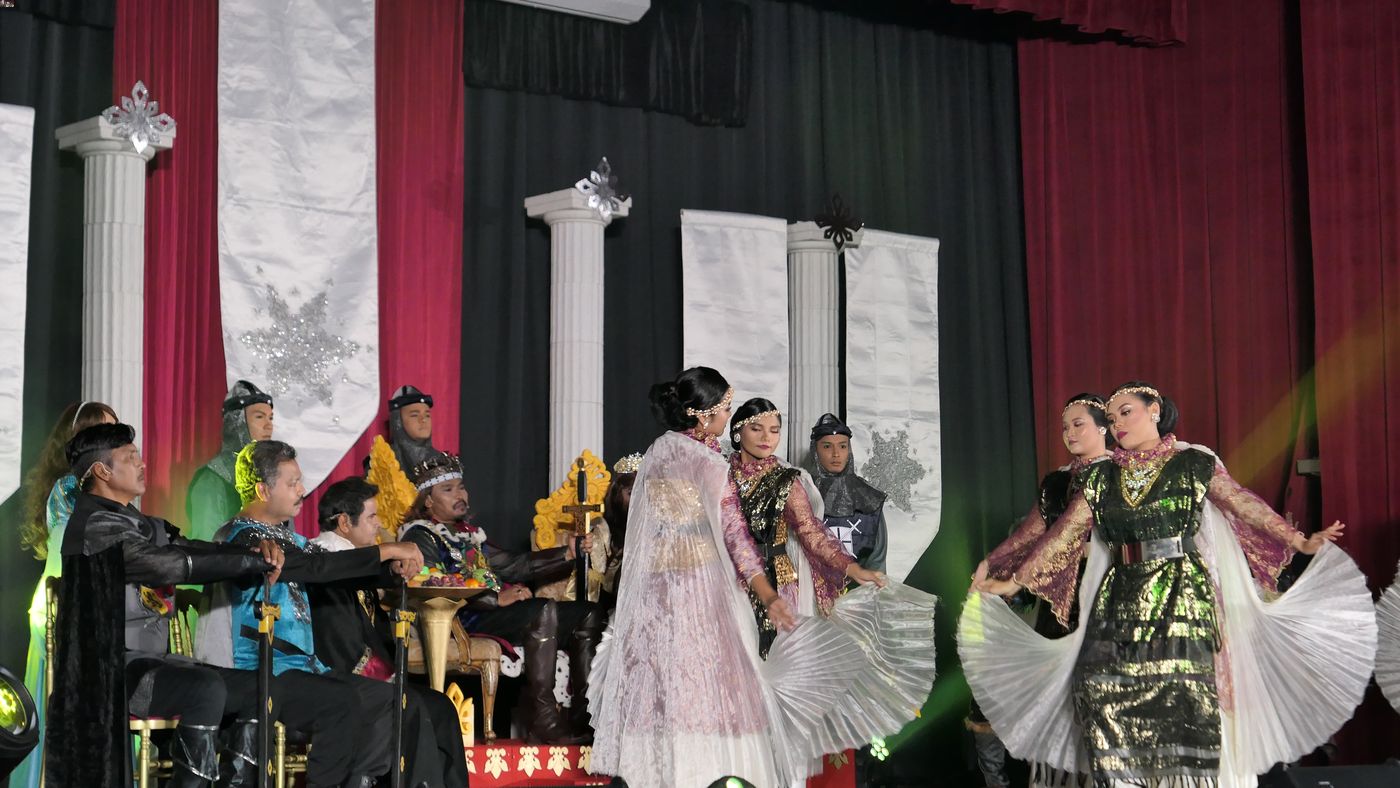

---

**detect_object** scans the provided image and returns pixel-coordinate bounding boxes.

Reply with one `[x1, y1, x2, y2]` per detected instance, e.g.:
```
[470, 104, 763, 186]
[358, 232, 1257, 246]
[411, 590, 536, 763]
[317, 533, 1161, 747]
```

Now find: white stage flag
[681, 210, 790, 454]
[844, 230, 941, 581]
[0, 104, 34, 501]
[218, 0, 379, 489]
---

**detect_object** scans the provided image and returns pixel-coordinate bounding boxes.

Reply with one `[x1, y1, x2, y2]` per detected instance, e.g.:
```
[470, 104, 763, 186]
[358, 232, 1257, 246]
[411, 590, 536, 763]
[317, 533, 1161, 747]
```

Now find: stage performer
[727, 399, 883, 658]
[588, 367, 937, 788]
[367, 384, 441, 537]
[12, 401, 116, 788]
[308, 476, 470, 788]
[398, 452, 602, 744]
[808, 413, 889, 574]
[597, 452, 640, 610]
[966, 392, 1113, 787]
[962, 381, 1377, 788]
[186, 380, 274, 542]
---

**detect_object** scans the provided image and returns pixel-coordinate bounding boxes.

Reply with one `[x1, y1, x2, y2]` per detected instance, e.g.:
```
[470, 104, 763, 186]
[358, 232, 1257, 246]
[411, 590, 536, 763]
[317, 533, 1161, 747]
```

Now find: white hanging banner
[218, 0, 379, 490]
[844, 230, 942, 582]
[680, 210, 790, 454]
[0, 104, 33, 502]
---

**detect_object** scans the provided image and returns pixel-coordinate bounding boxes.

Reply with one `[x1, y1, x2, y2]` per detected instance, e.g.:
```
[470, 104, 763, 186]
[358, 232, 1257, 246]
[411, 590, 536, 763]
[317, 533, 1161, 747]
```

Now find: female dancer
[12, 401, 117, 788]
[726, 397, 883, 657]
[588, 368, 936, 788]
[962, 381, 1375, 787]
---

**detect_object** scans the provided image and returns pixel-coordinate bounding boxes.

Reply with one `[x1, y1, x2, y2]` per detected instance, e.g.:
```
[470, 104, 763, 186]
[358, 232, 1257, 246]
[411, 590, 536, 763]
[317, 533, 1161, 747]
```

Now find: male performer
[309, 477, 470, 788]
[809, 413, 888, 573]
[44, 424, 371, 788]
[367, 385, 440, 537]
[399, 452, 603, 744]
[187, 380, 274, 541]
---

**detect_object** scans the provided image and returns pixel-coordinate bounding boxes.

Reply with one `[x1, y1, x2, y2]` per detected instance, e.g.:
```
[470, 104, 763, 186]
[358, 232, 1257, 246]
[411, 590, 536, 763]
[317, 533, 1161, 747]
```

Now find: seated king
[398, 452, 603, 744]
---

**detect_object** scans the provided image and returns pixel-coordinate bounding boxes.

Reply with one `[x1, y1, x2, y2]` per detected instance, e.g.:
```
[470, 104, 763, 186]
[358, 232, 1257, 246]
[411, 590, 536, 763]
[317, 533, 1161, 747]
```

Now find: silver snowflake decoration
[574, 157, 626, 221]
[862, 429, 927, 512]
[238, 286, 360, 405]
[101, 81, 176, 155]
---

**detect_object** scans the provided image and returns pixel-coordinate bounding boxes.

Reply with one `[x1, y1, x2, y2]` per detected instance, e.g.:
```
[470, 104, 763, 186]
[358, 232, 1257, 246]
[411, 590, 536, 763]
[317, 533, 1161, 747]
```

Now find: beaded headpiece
[614, 453, 643, 475]
[732, 409, 780, 434]
[1109, 385, 1161, 404]
[409, 452, 463, 492]
[685, 387, 734, 418]
[1063, 398, 1106, 414]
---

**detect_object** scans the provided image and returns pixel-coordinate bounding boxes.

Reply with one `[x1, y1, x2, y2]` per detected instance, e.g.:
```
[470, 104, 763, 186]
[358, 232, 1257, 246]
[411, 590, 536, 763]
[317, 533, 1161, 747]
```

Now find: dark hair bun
[650, 367, 731, 432]
[649, 381, 692, 431]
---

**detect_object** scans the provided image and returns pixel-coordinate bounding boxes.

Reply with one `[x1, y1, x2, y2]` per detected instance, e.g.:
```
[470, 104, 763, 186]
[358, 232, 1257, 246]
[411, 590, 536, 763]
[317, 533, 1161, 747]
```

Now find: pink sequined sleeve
[1012, 495, 1093, 627]
[1207, 465, 1298, 591]
[784, 480, 854, 614]
[719, 477, 766, 584]
[984, 505, 1047, 580]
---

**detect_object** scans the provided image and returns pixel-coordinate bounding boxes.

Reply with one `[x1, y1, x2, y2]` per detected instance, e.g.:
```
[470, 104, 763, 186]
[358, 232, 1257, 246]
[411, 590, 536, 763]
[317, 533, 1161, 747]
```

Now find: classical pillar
[56, 115, 172, 441]
[786, 221, 860, 465]
[525, 188, 631, 486]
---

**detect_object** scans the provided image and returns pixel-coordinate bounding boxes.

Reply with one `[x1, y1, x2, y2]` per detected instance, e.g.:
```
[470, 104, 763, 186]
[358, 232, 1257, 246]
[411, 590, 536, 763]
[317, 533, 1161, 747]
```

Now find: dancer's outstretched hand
[975, 578, 1021, 598]
[846, 563, 887, 588]
[1294, 520, 1345, 554]
[767, 597, 797, 631]
[972, 560, 989, 585]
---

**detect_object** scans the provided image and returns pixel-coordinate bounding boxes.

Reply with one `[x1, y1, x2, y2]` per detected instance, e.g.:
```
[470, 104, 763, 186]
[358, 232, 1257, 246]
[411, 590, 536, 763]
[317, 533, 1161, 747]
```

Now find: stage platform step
[464, 741, 856, 787]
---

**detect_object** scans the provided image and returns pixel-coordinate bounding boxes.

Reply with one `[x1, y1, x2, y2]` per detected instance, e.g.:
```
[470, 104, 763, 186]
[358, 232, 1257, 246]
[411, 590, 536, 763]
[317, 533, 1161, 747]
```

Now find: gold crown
[614, 453, 643, 475]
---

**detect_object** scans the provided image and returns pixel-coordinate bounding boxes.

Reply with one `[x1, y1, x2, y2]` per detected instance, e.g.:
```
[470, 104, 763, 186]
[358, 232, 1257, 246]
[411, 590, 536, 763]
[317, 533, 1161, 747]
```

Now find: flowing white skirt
[1376, 561, 1400, 715]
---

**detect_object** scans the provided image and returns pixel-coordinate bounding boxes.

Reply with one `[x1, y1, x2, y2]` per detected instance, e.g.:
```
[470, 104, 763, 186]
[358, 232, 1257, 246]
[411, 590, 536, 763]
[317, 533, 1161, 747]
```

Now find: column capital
[56, 115, 173, 162]
[525, 187, 631, 227]
[788, 220, 862, 253]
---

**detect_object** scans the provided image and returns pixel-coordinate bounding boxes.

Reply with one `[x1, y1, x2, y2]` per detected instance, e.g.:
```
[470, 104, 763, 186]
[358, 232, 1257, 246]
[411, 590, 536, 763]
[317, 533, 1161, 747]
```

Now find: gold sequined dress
[958, 438, 1378, 788]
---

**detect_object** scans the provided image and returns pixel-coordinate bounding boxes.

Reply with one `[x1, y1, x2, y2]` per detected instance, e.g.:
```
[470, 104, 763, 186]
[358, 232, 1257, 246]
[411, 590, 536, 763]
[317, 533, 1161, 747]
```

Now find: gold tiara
[1063, 399, 1105, 413]
[732, 409, 780, 433]
[1109, 385, 1160, 403]
[614, 453, 643, 474]
[685, 387, 734, 418]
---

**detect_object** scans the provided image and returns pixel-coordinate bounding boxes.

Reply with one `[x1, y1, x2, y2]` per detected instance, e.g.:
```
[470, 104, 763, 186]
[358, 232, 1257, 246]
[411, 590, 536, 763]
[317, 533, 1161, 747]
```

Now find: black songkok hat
[389, 385, 433, 411]
[810, 413, 853, 443]
[223, 380, 273, 414]
[66, 423, 136, 480]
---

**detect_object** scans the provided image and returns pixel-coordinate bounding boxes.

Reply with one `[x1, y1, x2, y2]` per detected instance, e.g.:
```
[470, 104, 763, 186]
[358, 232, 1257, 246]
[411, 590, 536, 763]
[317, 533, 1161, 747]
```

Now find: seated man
[399, 452, 603, 744]
[196, 440, 426, 786]
[309, 477, 469, 788]
[45, 423, 360, 788]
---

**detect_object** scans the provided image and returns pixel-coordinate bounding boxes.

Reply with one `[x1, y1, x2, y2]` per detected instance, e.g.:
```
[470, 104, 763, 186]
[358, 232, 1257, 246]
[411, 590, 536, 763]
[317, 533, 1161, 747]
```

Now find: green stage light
[869, 736, 890, 761]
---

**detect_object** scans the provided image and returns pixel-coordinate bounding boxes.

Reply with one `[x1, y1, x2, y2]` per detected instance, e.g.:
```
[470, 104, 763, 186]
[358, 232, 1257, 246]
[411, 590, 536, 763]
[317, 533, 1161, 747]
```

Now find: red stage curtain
[115, 0, 223, 522]
[1018, 0, 1313, 523]
[294, 0, 466, 534]
[948, 0, 1187, 44]
[116, 0, 464, 533]
[1300, 0, 1400, 761]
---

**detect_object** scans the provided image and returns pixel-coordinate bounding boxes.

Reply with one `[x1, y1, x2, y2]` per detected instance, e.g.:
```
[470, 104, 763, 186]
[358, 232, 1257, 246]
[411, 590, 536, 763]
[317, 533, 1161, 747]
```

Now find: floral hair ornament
[1108, 385, 1161, 410]
[1063, 399, 1106, 414]
[732, 409, 781, 433]
[685, 387, 735, 418]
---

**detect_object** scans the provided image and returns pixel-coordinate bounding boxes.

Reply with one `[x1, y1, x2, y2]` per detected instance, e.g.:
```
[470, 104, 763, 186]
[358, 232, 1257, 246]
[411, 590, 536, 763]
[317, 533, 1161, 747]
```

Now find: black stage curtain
[462, 0, 1037, 779]
[463, 0, 753, 126]
[0, 0, 113, 672]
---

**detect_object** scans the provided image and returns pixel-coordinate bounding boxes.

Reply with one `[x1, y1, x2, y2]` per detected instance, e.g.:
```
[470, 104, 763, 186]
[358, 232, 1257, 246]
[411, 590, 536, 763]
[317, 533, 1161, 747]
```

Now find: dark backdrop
[0, 0, 113, 676]
[460, 0, 1037, 780]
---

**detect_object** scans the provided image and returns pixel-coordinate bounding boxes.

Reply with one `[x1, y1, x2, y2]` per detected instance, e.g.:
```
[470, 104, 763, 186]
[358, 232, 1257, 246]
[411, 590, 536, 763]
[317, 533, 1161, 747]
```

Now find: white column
[786, 221, 861, 465]
[57, 116, 173, 441]
[525, 188, 631, 486]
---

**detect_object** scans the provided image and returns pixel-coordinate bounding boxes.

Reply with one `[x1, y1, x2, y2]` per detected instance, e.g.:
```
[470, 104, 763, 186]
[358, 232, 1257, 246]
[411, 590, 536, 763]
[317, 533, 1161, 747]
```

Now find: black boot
[169, 722, 221, 788]
[567, 606, 605, 740]
[524, 601, 587, 745]
[217, 720, 259, 788]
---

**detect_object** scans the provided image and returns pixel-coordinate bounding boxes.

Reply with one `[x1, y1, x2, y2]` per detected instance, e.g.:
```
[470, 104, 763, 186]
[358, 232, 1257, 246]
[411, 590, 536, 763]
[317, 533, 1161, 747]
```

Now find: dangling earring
[1098, 427, 1107, 435]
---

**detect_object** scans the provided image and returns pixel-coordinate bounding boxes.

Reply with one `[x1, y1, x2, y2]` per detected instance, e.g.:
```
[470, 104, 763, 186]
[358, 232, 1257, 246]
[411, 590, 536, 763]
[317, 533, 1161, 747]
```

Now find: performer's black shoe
[216, 720, 259, 788]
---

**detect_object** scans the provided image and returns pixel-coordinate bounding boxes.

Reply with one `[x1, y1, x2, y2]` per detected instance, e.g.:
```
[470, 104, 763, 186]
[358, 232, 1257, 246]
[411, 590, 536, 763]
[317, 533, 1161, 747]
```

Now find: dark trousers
[468, 598, 593, 642]
[407, 683, 470, 787]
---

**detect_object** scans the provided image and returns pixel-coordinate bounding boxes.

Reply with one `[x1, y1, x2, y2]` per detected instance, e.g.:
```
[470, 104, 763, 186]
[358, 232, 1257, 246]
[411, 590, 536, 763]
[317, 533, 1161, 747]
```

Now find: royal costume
[588, 427, 938, 788]
[959, 436, 1377, 787]
[809, 413, 889, 573]
[186, 380, 272, 542]
[367, 385, 440, 538]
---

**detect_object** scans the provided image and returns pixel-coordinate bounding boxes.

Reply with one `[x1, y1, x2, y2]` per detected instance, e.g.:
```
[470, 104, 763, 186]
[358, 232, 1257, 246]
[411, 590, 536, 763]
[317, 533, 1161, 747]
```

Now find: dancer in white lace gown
[588, 367, 938, 788]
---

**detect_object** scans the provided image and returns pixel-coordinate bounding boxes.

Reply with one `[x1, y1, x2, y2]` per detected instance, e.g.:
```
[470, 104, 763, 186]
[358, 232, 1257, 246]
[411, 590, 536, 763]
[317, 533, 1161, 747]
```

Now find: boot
[217, 720, 259, 788]
[169, 722, 220, 788]
[524, 601, 587, 745]
[566, 605, 605, 740]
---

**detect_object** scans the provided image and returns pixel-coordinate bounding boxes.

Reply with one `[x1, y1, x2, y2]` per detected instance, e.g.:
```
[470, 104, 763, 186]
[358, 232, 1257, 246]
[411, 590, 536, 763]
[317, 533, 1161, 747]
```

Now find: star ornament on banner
[238, 285, 361, 407]
[575, 157, 628, 221]
[862, 428, 928, 512]
[102, 81, 176, 155]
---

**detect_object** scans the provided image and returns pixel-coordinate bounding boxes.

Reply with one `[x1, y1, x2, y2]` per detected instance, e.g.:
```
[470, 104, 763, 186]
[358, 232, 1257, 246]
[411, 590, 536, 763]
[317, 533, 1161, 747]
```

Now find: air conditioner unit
[495, 0, 650, 24]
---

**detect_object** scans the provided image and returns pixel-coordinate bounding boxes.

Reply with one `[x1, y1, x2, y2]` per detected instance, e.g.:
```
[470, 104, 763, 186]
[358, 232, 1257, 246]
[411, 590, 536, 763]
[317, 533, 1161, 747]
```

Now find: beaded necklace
[1113, 434, 1177, 508]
